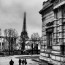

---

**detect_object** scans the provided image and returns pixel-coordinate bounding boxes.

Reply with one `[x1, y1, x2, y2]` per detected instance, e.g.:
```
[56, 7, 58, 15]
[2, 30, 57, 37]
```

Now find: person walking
[22, 59, 25, 65]
[25, 59, 27, 65]
[9, 59, 14, 65]
[19, 59, 21, 65]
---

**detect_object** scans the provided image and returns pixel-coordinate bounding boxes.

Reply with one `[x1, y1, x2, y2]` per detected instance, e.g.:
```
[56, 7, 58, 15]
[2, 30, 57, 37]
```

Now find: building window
[60, 23, 65, 55]
[46, 22, 54, 49]
[47, 32, 53, 49]
[46, 28, 53, 49]
[60, 45, 64, 55]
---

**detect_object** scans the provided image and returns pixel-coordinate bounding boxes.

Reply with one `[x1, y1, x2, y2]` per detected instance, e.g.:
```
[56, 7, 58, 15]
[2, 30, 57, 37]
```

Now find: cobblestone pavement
[0, 55, 39, 65]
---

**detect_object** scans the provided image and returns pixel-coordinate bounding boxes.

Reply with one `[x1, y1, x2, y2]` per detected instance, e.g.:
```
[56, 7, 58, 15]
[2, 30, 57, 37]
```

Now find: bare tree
[31, 33, 40, 54]
[4, 28, 18, 55]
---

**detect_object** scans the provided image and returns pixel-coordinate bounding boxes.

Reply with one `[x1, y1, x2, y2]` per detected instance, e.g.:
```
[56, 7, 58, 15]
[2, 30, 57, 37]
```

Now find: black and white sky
[0, 0, 47, 37]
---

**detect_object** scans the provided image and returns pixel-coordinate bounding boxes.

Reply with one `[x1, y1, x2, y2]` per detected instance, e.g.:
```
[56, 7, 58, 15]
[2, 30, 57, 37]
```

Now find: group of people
[9, 58, 27, 65]
[19, 59, 27, 65]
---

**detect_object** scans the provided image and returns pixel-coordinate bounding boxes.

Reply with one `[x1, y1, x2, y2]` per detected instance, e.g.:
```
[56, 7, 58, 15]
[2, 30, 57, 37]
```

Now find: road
[0, 55, 39, 65]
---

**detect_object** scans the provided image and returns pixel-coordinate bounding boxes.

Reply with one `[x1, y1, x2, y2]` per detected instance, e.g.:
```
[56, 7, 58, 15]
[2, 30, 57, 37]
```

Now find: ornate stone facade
[39, 0, 65, 65]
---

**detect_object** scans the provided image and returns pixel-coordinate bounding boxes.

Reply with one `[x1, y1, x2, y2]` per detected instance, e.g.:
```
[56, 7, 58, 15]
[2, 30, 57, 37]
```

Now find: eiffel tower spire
[23, 12, 26, 32]
[21, 12, 28, 37]
[21, 12, 28, 51]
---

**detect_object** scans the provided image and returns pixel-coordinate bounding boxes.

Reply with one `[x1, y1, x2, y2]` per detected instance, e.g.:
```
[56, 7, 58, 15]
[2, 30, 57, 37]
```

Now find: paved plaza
[0, 55, 39, 65]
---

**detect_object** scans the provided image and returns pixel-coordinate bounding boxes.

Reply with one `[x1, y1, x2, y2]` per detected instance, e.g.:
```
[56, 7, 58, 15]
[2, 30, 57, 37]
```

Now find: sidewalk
[0, 54, 39, 57]
[14, 54, 39, 57]
[15, 55, 39, 59]
[32, 59, 39, 62]
[0, 55, 39, 65]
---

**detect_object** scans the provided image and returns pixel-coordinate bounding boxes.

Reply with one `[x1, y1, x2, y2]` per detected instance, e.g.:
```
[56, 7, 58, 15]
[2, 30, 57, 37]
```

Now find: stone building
[39, 0, 65, 65]
[0, 37, 9, 51]
[0, 38, 4, 51]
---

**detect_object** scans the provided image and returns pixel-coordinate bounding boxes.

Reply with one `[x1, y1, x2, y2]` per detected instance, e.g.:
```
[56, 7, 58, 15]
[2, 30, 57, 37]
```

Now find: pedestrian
[19, 59, 21, 65]
[22, 59, 25, 65]
[9, 59, 14, 65]
[25, 59, 27, 65]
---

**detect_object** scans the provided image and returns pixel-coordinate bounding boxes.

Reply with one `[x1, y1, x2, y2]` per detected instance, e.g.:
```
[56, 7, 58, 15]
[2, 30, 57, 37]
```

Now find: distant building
[0, 38, 4, 51]
[0, 38, 8, 51]
[25, 43, 31, 50]
[0, 37, 9, 51]
[39, 0, 65, 65]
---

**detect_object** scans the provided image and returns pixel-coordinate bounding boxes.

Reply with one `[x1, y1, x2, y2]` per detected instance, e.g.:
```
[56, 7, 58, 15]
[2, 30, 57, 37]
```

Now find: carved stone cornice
[53, 1, 65, 10]
[39, 0, 53, 14]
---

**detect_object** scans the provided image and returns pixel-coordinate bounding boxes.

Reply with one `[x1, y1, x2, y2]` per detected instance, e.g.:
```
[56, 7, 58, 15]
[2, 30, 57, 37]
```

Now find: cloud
[0, 0, 46, 37]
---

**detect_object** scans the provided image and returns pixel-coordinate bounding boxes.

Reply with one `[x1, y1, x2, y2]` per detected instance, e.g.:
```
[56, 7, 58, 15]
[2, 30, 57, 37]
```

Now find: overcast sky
[0, 0, 47, 37]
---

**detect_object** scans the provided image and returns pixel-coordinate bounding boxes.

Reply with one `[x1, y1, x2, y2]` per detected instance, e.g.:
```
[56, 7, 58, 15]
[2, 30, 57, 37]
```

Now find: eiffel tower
[21, 12, 28, 51]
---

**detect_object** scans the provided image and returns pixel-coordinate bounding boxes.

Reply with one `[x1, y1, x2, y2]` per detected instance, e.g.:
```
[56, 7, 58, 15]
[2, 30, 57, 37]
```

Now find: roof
[39, 0, 53, 14]
[39, 3, 52, 14]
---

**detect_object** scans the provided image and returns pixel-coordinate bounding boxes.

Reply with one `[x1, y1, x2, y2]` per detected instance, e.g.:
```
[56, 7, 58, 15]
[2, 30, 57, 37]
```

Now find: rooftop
[39, 0, 53, 14]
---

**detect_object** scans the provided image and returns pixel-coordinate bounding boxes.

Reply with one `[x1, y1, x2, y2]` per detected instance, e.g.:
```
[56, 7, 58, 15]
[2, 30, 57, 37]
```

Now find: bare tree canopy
[4, 28, 18, 38]
[31, 33, 40, 47]
[31, 33, 40, 41]
[4, 28, 18, 53]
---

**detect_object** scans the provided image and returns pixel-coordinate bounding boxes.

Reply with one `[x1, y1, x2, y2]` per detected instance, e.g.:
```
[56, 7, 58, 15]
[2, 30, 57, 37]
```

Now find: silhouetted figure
[24, 59, 27, 65]
[19, 59, 21, 65]
[22, 59, 25, 65]
[9, 59, 14, 65]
